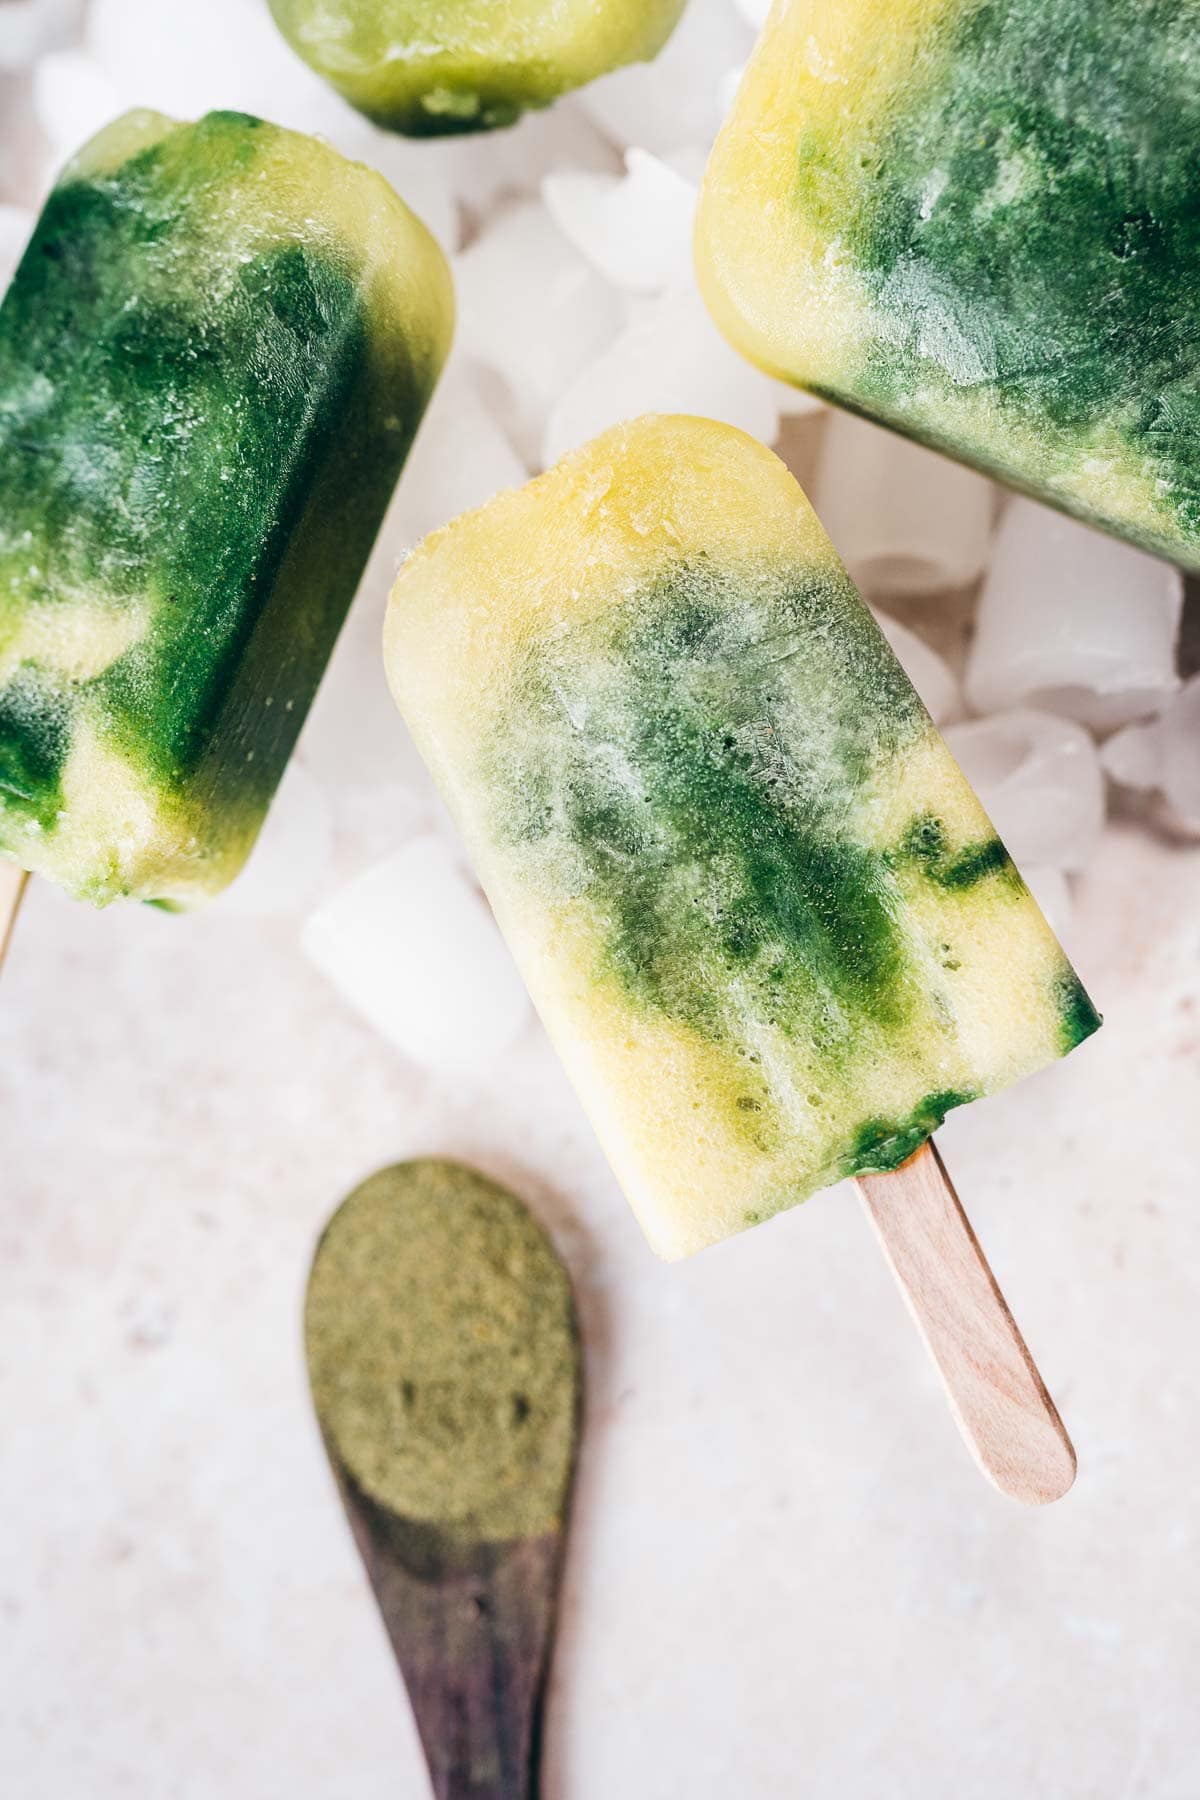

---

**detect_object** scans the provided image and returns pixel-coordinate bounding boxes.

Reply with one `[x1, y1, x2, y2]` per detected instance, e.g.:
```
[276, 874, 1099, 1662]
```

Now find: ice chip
[88, 0, 351, 137]
[453, 202, 621, 464]
[299, 575, 433, 804]
[1159, 674, 1200, 829]
[392, 361, 528, 545]
[579, 0, 753, 156]
[1100, 720, 1164, 792]
[966, 500, 1183, 729]
[31, 52, 118, 158]
[717, 63, 747, 120]
[872, 611, 962, 725]
[301, 837, 532, 1072]
[212, 761, 333, 919]
[543, 285, 779, 467]
[814, 411, 996, 598]
[542, 149, 697, 294]
[0, 0, 80, 71]
[944, 710, 1105, 873]
[1021, 866, 1073, 939]
[437, 99, 618, 213]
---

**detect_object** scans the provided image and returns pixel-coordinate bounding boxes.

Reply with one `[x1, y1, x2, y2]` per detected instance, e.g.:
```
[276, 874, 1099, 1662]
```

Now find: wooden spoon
[306, 1159, 581, 1800]
[335, 1489, 567, 1800]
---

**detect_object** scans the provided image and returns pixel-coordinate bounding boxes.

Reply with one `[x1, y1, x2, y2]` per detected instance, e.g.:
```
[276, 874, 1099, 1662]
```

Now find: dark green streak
[849, 1088, 978, 1175]
[490, 556, 929, 1074]
[821, 0, 1200, 549]
[0, 669, 70, 828]
[898, 811, 1016, 890]
[1054, 970, 1103, 1053]
[0, 111, 430, 875]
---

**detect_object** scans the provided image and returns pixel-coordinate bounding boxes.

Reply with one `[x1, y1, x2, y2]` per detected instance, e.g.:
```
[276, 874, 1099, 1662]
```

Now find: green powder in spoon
[305, 1159, 579, 1546]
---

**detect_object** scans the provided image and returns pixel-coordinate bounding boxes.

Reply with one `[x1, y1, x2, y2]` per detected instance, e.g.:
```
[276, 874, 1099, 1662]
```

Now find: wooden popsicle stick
[855, 1139, 1076, 1506]
[0, 866, 27, 979]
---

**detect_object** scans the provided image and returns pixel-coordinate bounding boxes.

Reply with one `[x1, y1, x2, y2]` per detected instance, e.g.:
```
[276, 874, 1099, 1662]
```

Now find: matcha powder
[305, 1159, 580, 1545]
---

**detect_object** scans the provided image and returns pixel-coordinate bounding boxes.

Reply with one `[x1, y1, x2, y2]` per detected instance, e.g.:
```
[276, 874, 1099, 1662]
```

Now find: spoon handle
[855, 1138, 1076, 1505]
[344, 1493, 561, 1800]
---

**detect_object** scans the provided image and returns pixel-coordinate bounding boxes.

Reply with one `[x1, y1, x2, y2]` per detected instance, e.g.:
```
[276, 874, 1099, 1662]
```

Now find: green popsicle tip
[268, 0, 687, 135]
[698, 0, 1200, 566]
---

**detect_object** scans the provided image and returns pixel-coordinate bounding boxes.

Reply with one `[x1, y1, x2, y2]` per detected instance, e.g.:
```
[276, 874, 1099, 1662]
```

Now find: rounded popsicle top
[0, 109, 453, 906]
[390, 413, 834, 647]
[386, 415, 1099, 1259]
[305, 1159, 580, 1549]
[268, 0, 688, 135]
[696, 0, 1200, 568]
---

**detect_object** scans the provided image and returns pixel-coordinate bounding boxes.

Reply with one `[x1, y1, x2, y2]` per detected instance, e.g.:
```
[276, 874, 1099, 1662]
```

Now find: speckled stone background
[2, 820, 1198, 1799]
[3, 0, 1200, 1790]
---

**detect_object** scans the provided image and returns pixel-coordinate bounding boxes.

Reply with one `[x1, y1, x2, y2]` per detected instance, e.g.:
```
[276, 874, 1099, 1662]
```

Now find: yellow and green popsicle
[385, 415, 1099, 1261]
[696, 0, 1200, 569]
[0, 110, 452, 908]
[268, 0, 687, 135]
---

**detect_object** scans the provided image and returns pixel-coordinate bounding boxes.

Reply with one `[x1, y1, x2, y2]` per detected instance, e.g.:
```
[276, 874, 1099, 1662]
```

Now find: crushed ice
[2, 0, 1195, 1064]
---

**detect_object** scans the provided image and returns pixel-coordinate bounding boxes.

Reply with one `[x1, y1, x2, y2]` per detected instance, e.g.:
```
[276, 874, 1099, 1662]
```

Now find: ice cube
[813, 410, 996, 598]
[301, 837, 532, 1072]
[298, 571, 432, 802]
[440, 98, 618, 217]
[452, 201, 622, 465]
[543, 283, 779, 467]
[1159, 674, 1200, 829]
[88, 0, 350, 137]
[211, 761, 333, 919]
[872, 610, 963, 725]
[1020, 866, 1073, 938]
[0, 0, 80, 71]
[731, 0, 772, 25]
[31, 50, 118, 159]
[392, 358, 528, 544]
[578, 0, 753, 157]
[542, 148, 697, 293]
[0, 205, 33, 289]
[967, 499, 1183, 728]
[663, 146, 710, 185]
[1100, 720, 1164, 792]
[775, 382, 826, 420]
[943, 710, 1105, 873]
[717, 62, 747, 120]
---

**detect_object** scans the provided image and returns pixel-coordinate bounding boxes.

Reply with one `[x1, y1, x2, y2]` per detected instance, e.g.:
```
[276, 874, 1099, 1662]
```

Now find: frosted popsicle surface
[386, 416, 1099, 1259]
[268, 0, 687, 135]
[696, 0, 1200, 569]
[0, 110, 452, 906]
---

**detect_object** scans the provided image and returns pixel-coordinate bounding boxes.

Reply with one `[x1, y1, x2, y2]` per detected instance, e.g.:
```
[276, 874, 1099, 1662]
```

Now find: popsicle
[268, 0, 687, 135]
[385, 414, 1100, 1500]
[695, 0, 1200, 570]
[0, 109, 452, 915]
